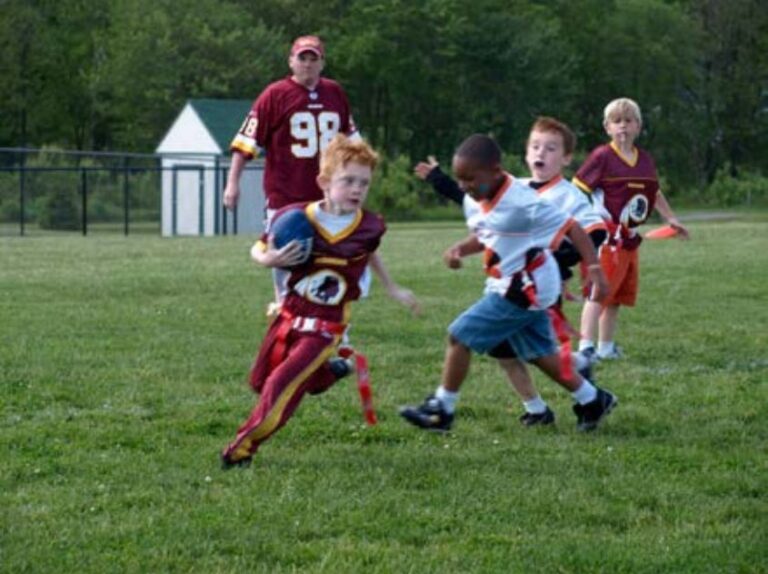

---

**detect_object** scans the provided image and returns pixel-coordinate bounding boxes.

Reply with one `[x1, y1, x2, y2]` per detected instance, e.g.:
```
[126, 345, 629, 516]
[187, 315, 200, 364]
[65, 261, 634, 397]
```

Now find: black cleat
[519, 407, 556, 426]
[328, 357, 355, 380]
[573, 388, 617, 431]
[308, 357, 356, 396]
[220, 452, 252, 470]
[399, 395, 454, 432]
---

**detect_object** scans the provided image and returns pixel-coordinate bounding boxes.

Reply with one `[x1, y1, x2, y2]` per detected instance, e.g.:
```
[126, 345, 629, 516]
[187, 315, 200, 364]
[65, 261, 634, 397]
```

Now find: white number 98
[290, 111, 341, 158]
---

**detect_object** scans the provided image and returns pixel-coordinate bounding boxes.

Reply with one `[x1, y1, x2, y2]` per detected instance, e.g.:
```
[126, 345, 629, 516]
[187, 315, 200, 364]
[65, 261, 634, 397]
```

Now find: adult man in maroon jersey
[224, 35, 360, 215]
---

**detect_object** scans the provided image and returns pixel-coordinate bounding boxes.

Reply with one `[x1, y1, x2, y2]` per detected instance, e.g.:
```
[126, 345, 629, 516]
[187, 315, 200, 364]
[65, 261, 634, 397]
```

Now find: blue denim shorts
[448, 292, 556, 361]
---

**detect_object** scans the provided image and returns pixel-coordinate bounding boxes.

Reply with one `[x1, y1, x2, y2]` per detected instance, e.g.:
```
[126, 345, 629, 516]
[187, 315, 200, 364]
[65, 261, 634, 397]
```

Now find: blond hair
[319, 134, 379, 179]
[603, 98, 642, 126]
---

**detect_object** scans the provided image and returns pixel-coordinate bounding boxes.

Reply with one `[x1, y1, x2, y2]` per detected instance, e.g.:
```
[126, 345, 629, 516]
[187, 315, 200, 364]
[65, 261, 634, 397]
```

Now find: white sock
[523, 396, 548, 415]
[579, 339, 595, 352]
[435, 386, 459, 414]
[571, 380, 598, 405]
[598, 341, 615, 356]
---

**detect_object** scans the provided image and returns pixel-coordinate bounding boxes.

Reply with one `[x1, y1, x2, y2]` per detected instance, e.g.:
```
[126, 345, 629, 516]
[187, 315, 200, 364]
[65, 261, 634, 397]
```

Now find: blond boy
[573, 98, 689, 361]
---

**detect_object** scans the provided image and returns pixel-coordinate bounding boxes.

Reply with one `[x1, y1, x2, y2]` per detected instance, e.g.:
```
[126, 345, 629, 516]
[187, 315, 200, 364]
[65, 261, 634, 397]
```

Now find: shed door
[172, 165, 205, 236]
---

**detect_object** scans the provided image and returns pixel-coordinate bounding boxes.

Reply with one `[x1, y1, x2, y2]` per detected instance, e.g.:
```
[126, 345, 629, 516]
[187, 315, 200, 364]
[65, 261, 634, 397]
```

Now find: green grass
[1, 217, 767, 573]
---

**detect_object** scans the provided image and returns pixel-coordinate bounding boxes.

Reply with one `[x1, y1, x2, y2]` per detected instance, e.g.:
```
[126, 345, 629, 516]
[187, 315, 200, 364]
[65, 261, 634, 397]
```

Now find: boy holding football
[221, 135, 417, 469]
[573, 98, 688, 363]
[400, 134, 617, 433]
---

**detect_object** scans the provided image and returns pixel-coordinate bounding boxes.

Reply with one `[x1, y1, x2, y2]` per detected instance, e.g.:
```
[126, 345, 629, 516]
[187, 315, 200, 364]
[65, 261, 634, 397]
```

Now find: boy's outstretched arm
[413, 156, 464, 206]
[654, 191, 690, 239]
[369, 252, 421, 314]
[565, 223, 609, 302]
[443, 234, 483, 269]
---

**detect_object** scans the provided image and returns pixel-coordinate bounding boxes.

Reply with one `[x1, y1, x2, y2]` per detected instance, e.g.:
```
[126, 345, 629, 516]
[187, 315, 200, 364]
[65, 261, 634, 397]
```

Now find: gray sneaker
[597, 345, 623, 360]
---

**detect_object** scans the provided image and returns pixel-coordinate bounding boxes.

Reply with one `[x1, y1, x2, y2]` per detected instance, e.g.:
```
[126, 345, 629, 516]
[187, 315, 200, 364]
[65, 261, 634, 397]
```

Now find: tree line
[1, 0, 766, 197]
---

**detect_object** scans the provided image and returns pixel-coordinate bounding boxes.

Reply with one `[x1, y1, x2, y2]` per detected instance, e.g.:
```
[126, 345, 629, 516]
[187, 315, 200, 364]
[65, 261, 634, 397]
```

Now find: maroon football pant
[223, 322, 340, 463]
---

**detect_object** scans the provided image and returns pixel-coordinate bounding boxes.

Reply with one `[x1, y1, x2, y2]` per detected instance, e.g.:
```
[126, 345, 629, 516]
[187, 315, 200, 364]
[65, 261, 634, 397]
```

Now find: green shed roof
[189, 98, 252, 153]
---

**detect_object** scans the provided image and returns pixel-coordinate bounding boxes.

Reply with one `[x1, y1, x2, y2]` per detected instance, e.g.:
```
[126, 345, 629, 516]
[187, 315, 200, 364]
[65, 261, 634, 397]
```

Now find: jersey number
[290, 112, 341, 158]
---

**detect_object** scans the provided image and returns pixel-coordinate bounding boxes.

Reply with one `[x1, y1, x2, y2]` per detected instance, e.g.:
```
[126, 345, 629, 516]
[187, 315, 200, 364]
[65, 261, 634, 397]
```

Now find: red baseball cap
[291, 35, 324, 57]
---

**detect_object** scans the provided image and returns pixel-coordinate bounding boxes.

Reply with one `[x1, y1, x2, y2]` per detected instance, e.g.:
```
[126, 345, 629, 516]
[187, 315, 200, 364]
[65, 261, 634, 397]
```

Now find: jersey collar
[609, 141, 638, 167]
[531, 174, 563, 194]
[480, 173, 514, 213]
[289, 75, 323, 92]
[306, 201, 363, 244]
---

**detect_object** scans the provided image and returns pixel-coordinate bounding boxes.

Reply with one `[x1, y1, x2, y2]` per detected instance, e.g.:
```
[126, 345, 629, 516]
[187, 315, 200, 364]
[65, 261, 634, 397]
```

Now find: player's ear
[316, 174, 329, 191]
[563, 153, 573, 167]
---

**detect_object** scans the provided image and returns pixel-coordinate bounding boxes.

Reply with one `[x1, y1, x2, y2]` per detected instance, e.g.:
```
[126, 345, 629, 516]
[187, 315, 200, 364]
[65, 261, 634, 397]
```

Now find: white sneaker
[597, 345, 623, 360]
[577, 347, 600, 366]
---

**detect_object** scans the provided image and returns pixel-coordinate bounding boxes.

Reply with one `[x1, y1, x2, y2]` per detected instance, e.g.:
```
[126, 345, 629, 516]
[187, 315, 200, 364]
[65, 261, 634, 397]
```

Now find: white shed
[156, 98, 264, 236]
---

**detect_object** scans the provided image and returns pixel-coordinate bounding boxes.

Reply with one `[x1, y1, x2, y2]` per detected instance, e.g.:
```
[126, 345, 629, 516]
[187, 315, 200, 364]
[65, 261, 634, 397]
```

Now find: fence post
[18, 156, 26, 236]
[81, 168, 87, 236]
[222, 167, 228, 236]
[198, 166, 205, 235]
[214, 157, 220, 235]
[172, 167, 177, 236]
[123, 159, 130, 236]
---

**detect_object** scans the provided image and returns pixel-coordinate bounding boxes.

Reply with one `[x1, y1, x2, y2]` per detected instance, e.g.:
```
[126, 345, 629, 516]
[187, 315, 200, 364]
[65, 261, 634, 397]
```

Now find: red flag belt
[339, 347, 377, 426]
[269, 309, 347, 370]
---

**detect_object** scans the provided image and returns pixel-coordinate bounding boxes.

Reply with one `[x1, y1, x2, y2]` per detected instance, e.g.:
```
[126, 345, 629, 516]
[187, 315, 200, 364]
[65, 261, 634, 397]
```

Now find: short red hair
[528, 116, 577, 156]
[319, 135, 379, 179]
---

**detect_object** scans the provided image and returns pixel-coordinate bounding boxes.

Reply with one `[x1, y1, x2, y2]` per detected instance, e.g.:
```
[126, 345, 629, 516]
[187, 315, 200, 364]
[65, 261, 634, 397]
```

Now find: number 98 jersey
[231, 76, 359, 210]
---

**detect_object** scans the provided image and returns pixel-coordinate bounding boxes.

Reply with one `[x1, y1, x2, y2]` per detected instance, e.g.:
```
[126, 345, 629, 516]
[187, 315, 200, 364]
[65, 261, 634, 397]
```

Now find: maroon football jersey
[573, 142, 659, 227]
[231, 77, 359, 210]
[275, 201, 385, 323]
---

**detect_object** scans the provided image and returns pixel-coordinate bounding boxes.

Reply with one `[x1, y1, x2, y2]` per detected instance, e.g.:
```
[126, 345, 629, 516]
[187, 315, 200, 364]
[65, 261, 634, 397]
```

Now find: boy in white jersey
[501, 117, 609, 424]
[400, 134, 618, 432]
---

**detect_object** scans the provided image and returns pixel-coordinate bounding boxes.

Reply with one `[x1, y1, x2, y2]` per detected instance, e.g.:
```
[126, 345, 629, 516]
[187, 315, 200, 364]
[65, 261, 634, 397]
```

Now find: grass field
[2, 217, 767, 573]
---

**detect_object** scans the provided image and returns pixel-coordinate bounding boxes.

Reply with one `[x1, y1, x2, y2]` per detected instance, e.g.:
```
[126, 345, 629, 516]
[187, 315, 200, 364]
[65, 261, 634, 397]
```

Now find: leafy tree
[0, 0, 764, 205]
[686, 0, 768, 181]
[97, 0, 286, 151]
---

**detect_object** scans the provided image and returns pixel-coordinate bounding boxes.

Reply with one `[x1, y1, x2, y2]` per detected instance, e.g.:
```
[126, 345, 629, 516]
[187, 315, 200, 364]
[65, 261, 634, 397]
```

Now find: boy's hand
[413, 156, 439, 181]
[667, 217, 690, 240]
[387, 285, 421, 315]
[443, 246, 463, 269]
[223, 182, 241, 210]
[252, 238, 306, 268]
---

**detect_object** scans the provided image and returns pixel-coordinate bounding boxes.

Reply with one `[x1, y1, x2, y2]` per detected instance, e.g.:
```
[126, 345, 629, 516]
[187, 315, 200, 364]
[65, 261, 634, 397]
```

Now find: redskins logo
[626, 193, 650, 225]
[295, 270, 347, 306]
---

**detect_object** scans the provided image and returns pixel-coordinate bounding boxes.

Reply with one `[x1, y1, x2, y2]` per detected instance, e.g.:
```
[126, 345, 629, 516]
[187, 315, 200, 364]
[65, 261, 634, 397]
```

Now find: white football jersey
[518, 175, 607, 233]
[463, 174, 573, 309]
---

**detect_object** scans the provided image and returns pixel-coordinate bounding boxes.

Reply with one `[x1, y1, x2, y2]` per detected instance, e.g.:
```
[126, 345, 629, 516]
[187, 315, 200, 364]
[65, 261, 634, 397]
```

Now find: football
[269, 207, 314, 267]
